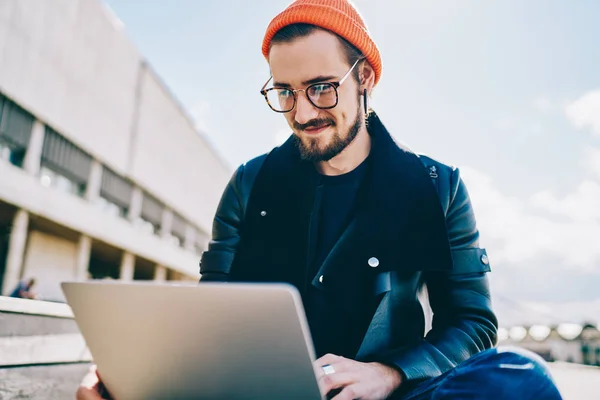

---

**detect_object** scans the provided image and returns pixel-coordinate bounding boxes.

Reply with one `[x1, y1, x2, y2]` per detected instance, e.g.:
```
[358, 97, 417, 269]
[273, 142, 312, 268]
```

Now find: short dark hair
[270, 23, 363, 82]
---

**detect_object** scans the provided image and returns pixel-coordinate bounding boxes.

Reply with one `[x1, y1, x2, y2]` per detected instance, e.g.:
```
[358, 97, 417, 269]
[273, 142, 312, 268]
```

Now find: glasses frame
[260, 57, 364, 113]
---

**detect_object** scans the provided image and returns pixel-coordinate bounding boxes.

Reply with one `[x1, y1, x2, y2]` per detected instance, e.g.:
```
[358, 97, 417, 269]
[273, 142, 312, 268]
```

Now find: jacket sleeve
[198, 154, 266, 282]
[197, 166, 243, 282]
[382, 167, 499, 383]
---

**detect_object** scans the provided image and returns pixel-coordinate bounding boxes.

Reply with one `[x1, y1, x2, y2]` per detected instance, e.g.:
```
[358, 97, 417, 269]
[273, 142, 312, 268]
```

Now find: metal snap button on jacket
[481, 254, 489, 265]
[260, 210, 267, 217]
[368, 257, 379, 268]
[319, 275, 324, 283]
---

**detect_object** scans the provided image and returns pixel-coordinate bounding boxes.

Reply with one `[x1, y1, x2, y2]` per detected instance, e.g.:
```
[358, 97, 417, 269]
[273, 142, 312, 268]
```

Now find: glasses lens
[307, 83, 337, 108]
[266, 88, 295, 112]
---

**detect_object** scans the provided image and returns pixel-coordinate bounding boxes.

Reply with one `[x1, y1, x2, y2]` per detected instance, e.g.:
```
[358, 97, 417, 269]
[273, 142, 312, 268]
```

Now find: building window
[0, 140, 12, 162]
[133, 217, 157, 235]
[0, 140, 26, 167]
[0, 94, 33, 168]
[41, 127, 91, 197]
[137, 193, 163, 235]
[94, 196, 126, 218]
[169, 212, 186, 248]
[165, 233, 181, 247]
[97, 167, 132, 218]
[39, 165, 86, 197]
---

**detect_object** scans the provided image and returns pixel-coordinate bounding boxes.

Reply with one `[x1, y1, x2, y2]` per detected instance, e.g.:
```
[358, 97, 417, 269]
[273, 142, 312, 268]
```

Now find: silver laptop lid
[62, 281, 323, 400]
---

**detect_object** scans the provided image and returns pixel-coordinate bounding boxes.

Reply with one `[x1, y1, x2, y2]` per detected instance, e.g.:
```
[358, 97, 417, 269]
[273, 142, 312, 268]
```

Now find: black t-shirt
[305, 158, 371, 358]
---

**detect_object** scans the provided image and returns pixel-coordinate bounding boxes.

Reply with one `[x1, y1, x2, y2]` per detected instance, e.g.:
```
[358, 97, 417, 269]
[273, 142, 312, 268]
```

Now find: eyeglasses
[260, 57, 364, 113]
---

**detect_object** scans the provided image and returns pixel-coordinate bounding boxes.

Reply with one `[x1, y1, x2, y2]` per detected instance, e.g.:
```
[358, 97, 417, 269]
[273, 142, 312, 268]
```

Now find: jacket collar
[274, 111, 453, 281]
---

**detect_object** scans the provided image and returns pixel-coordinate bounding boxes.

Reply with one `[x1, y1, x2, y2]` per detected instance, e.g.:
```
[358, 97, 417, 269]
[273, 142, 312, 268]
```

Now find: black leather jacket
[200, 151, 498, 386]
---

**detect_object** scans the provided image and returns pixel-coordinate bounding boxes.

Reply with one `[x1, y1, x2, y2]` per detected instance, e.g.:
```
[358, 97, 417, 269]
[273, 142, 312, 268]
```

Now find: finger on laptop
[76, 365, 111, 400]
[314, 353, 341, 377]
[315, 353, 343, 367]
[76, 385, 105, 400]
[81, 365, 100, 388]
[314, 354, 357, 380]
[319, 372, 357, 397]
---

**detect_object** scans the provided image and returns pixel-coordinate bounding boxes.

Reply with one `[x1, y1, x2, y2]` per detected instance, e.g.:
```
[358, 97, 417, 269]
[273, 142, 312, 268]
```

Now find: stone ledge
[0, 296, 73, 319]
[0, 362, 91, 400]
[0, 334, 91, 367]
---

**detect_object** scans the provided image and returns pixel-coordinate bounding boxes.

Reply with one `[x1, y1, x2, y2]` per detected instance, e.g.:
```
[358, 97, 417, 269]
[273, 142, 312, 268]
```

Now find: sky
[103, 0, 600, 327]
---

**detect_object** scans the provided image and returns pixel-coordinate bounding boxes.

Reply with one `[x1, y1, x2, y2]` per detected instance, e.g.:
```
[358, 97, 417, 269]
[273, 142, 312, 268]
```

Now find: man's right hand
[76, 365, 112, 400]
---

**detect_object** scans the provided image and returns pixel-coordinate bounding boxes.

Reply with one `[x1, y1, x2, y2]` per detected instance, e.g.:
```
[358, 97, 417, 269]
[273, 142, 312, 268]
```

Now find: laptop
[61, 281, 324, 400]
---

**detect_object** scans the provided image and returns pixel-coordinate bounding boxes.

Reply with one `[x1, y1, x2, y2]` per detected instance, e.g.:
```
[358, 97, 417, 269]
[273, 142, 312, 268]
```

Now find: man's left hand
[314, 354, 403, 399]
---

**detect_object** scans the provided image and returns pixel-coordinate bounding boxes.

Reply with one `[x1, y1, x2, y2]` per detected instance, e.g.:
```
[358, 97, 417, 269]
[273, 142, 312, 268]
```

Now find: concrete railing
[0, 296, 91, 399]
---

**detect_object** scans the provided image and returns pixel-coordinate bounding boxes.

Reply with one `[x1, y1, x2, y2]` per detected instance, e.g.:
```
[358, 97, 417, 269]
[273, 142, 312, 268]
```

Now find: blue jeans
[396, 346, 563, 399]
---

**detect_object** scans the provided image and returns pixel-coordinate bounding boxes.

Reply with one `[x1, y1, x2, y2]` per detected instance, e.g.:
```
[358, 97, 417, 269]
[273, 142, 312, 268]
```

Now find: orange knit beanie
[262, 0, 382, 85]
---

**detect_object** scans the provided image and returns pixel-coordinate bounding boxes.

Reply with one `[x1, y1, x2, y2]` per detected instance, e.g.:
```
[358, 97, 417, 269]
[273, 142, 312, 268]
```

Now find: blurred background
[0, 0, 598, 398]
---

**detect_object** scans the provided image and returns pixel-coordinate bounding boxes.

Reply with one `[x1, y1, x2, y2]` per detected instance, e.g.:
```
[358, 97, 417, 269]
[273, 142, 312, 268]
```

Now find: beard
[293, 104, 363, 162]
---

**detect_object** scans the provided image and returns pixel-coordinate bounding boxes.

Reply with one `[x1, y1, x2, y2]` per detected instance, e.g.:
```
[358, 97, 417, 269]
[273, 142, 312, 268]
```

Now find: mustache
[294, 118, 335, 131]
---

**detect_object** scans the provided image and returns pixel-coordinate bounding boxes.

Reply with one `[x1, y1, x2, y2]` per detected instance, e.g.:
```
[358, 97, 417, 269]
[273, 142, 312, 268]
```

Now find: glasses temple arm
[339, 57, 365, 85]
[260, 76, 273, 93]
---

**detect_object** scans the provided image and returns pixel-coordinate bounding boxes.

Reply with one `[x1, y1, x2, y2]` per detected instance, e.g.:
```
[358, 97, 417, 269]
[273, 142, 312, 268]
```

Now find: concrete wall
[550, 340, 584, 364]
[0, 0, 231, 235]
[0, 0, 140, 172]
[131, 69, 230, 230]
[21, 231, 78, 302]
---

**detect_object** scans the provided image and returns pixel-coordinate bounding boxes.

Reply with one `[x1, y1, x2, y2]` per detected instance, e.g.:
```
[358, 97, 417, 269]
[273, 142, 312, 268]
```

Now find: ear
[359, 61, 376, 96]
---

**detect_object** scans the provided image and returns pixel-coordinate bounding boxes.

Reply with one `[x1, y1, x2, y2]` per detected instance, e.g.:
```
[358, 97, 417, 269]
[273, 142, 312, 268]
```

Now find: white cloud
[460, 167, 600, 272]
[530, 181, 600, 222]
[460, 165, 600, 326]
[565, 89, 600, 136]
[495, 298, 600, 327]
[582, 146, 600, 179]
[525, 299, 600, 326]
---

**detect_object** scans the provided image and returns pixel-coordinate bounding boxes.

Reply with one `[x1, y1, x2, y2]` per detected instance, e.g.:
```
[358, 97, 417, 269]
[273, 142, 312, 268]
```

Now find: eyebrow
[273, 75, 338, 88]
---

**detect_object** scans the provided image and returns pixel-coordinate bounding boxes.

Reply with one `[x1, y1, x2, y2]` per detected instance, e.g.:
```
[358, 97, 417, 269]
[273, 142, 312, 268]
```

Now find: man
[9, 277, 37, 299]
[78, 1, 562, 399]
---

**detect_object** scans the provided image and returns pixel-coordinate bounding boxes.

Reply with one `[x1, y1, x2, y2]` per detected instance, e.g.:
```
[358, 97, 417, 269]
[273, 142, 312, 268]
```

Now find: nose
[294, 92, 319, 125]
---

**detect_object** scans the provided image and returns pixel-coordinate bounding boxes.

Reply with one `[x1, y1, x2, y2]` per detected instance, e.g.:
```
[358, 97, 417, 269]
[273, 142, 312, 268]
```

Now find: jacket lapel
[312, 112, 453, 287]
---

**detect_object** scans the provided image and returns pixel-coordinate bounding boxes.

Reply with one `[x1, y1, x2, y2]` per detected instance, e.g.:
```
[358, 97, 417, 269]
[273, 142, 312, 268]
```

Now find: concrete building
[499, 324, 600, 366]
[0, 0, 231, 301]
